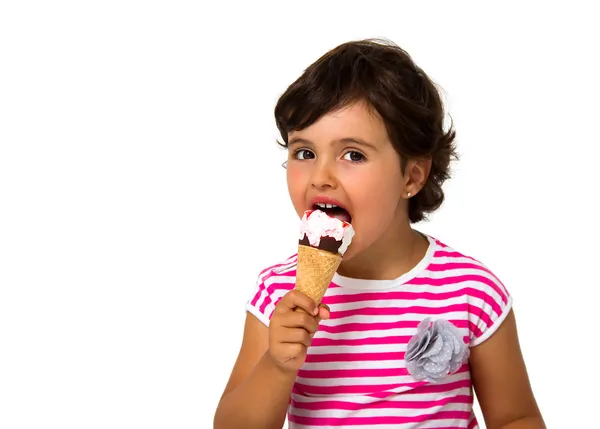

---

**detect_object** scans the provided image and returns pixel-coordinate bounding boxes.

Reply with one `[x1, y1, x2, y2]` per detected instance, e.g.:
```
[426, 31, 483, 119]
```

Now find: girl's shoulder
[245, 253, 299, 326]
[426, 235, 509, 292]
[426, 235, 513, 346]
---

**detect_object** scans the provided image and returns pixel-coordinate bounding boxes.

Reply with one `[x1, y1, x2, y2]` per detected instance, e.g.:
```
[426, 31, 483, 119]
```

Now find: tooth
[315, 203, 341, 209]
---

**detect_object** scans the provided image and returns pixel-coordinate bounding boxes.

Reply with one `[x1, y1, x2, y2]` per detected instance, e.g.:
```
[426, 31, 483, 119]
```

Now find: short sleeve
[467, 265, 513, 347]
[245, 259, 296, 327]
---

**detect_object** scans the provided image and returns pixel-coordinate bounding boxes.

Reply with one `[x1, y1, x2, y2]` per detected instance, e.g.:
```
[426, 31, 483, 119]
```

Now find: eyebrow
[288, 137, 378, 151]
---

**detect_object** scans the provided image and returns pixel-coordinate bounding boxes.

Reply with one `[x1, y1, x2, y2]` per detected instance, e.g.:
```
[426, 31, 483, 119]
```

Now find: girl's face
[286, 101, 412, 261]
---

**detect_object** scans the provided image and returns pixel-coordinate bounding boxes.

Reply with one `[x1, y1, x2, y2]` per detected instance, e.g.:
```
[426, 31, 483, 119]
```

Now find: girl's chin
[340, 245, 361, 263]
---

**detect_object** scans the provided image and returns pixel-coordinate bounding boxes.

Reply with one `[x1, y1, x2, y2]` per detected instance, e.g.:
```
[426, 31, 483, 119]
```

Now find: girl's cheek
[287, 167, 305, 189]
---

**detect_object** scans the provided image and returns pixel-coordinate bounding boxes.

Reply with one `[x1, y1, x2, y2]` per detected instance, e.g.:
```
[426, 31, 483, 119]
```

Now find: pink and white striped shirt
[247, 235, 512, 428]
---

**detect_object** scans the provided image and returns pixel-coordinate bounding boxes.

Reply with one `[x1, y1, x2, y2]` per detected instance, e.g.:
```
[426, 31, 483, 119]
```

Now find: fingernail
[313, 307, 318, 316]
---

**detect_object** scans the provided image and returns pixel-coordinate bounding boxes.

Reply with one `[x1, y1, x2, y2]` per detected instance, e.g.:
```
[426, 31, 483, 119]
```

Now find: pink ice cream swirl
[299, 209, 354, 255]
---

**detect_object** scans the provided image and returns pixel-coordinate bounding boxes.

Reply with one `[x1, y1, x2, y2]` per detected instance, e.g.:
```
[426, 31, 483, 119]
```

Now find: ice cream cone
[294, 244, 342, 306]
[293, 209, 354, 313]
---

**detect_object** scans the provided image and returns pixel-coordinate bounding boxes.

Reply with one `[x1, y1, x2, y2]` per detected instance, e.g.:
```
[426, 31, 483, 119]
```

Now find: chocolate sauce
[299, 234, 341, 254]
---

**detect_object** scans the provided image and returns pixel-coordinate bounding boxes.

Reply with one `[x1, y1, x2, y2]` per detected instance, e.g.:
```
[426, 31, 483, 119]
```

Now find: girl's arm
[470, 309, 546, 429]
[214, 289, 327, 429]
[213, 313, 294, 429]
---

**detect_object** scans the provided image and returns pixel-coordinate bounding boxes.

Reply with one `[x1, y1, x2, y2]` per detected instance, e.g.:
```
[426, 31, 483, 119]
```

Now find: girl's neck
[337, 220, 429, 281]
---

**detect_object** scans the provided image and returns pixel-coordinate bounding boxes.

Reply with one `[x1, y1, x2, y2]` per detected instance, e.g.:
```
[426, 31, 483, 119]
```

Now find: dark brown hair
[274, 38, 458, 223]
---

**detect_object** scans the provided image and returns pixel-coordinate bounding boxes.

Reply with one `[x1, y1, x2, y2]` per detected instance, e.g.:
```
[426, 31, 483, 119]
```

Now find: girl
[214, 39, 544, 429]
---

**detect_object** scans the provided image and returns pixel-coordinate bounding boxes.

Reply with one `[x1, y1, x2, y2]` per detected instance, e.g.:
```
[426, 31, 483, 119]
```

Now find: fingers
[280, 327, 313, 347]
[269, 290, 327, 373]
[281, 310, 320, 334]
[316, 303, 331, 322]
[278, 290, 318, 316]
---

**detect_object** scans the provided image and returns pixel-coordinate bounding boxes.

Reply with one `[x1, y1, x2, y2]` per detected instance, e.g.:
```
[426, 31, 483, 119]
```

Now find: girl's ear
[404, 157, 432, 197]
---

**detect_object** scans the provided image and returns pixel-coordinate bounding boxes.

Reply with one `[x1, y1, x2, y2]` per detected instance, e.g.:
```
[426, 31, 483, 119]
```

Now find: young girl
[214, 39, 545, 429]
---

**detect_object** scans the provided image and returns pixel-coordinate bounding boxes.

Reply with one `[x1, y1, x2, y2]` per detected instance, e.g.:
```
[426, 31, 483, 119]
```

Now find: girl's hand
[267, 290, 330, 374]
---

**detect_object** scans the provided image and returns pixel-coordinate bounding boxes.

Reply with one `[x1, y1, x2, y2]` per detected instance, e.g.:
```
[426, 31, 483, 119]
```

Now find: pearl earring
[407, 192, 412, 197]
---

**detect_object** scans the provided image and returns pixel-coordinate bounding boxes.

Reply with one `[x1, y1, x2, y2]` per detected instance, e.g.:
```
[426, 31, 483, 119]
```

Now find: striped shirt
[247, 235, 512, 428]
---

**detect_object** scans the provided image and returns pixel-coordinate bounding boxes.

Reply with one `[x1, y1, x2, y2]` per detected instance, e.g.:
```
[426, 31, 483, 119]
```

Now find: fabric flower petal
[421, 333, 443, 358]
[405, 318, 470, 384]
[406, 329, 432, 362]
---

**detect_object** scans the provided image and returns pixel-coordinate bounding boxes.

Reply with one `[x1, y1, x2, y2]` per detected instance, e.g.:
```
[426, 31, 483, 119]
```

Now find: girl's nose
[310, 160, 338, 190]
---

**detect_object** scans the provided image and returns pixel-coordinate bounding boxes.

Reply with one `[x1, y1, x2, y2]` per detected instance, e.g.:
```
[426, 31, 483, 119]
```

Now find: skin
[285, 100, 430, 281]
[214, 100, 545, 429]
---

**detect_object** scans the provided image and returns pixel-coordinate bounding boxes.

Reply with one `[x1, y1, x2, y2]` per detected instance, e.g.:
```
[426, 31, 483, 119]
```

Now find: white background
[1, 1, 599, 428]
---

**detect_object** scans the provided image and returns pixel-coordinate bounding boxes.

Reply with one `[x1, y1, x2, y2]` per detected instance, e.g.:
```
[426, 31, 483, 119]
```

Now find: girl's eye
[343, 151, 366, 162]
[294, 149, 315, 160]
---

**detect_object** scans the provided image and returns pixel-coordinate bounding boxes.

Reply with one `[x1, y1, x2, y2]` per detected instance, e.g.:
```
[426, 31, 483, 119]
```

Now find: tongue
[324, 207, 352, 224]
[334, 212, 352, 223]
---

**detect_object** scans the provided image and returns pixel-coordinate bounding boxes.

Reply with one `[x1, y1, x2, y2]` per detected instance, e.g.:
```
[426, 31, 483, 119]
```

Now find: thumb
[316, 303, 331, 322]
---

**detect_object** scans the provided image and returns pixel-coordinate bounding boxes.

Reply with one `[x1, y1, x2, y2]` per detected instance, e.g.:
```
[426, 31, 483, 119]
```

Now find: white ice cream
[299, 209, 355, 255]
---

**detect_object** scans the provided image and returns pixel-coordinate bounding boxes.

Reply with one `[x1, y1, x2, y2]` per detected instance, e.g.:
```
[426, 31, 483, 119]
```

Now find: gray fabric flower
[405, 318, 470, 383]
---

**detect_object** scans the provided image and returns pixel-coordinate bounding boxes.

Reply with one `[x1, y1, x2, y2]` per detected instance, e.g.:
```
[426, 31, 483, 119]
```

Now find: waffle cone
[294, 244, 342, 307]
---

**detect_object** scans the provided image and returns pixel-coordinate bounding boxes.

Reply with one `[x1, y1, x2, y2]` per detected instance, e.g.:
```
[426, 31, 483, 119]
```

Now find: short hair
[274, 39, 458, 223]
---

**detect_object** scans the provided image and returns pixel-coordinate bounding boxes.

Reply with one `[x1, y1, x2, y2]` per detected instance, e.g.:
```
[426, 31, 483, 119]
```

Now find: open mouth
[312, 203, 352, 224]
